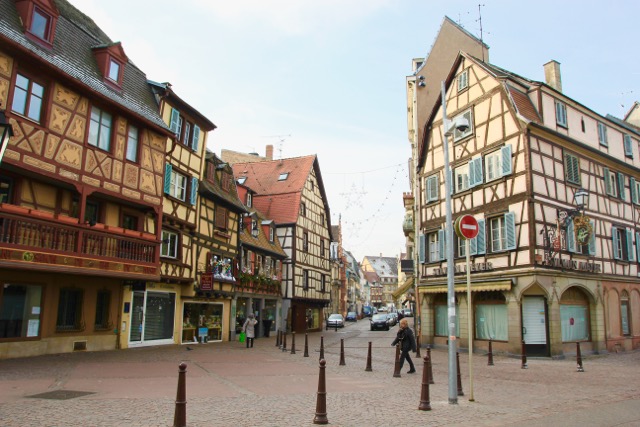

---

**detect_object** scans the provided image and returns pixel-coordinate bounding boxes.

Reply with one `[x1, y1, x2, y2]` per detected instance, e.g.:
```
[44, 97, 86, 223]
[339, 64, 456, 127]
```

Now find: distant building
[361, 255, 398, 308]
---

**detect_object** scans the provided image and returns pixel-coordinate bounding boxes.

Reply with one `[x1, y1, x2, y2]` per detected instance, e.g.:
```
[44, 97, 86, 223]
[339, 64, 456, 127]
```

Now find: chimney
[266, 145, 274, 160]
[543, 60, 562, 92]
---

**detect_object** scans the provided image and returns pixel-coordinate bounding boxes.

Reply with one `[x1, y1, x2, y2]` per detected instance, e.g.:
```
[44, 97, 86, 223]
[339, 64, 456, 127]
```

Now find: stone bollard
[576, 341, 584, 372]
[304, 333, 309, 357]
[487, 339, 494, 366]
[418, 354, 432, 411]
[173, 362, 187, 427]
[276, 330, 281, 347]
[319, 336, 325, 361]
[393, 344, 402, 378]
[427, 346, 434, 384]
[456, 352, 464, 396]
[365, 341, 372, 372]
[290, 331, 296, 355]
[282, 331, 287, 352]
[313, 359, 328, 425]
[521, 340, 528, 369]
[339, 338, 346, 366]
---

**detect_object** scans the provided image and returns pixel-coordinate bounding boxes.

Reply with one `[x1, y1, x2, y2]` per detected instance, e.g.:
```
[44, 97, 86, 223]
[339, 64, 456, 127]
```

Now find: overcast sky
[67, 0, 640, 262]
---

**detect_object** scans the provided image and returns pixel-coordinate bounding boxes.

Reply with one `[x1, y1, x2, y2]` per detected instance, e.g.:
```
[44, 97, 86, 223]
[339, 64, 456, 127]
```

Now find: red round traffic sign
[455, 214, 479, 240]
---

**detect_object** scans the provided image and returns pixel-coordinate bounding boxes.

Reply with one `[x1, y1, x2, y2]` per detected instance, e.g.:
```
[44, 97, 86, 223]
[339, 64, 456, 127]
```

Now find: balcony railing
[0, 210, 157, 265]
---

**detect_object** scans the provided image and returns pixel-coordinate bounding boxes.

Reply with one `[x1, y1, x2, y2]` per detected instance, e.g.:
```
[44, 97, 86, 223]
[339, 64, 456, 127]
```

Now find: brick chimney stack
[266, 145, 274, 160]
[543, 60, 562, 92]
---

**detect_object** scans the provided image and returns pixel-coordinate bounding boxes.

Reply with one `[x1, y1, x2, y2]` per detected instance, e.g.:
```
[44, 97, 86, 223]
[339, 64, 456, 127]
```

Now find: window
[182, 122, 191, 146]
[624, 134, 634, 159]
[278, 172, 289, 181]
[320, 239, 325, 257]
[435, 294, 459, 336]
[555, 101, 567, 127]
[84, 201, 99, 225]
[452, 109, 473, 141]
[468, 156, 483, 188]
[215, 206, 228, 230]
[475, 292, 508, 340]
[320, 214, 325, 225]
[621, 291, 631, 336]
[612, 226, 635, 262]
[238, 177, 247, 185]
[30, 8, 51, 41]
[0, 283, 42, 338]
[489, 212, 516, 252]
[301, 202, 306, 217]
[221, 173, 232, 191]
[604, 168, 625, 200]
[321, 275, 326, 293]
[122, 214, 138, 231]
[632, 178, 640, 205]
[485, 145, 512, 182]
[12, 73, 44, 122]
[566, 218, 596, 256]
[564, 152, 581, 185]
[425, 174, 439, 203]
[303, 232, 309, 251]
[107, 59, 120, 82]
[168, 168, 187, 201]
[88, 106, 112, 151]
[94, 290, 111, 330]
[126, 125, 138, 162]
[0, 176, 13, 204]
[161, 229, 179, 258]
[560, 288, 589, 342]
[269, 226, 275, 242]
[303, 270, 309, 290]
[427, 230, 444, 262]
[56, 288, 84, 332]
[457, 69, 469, 92]
[454, 164, 469, 193]
[246, 192, 252, 207]
[598, 122, 608, 147]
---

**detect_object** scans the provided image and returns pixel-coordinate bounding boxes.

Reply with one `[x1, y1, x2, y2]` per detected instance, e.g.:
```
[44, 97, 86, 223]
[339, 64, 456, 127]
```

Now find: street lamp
[0, 110, 14, 165]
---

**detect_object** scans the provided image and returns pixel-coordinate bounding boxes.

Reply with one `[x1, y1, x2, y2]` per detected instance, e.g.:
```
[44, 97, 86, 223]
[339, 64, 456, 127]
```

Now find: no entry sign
[455, 214, 479, 240]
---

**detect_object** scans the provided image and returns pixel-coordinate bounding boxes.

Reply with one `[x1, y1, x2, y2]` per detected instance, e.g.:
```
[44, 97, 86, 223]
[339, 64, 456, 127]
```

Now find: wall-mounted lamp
[0, 110, 15, 165]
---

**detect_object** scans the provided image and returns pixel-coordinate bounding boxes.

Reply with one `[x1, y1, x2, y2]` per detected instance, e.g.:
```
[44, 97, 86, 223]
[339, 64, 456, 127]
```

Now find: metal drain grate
[27, 390, 96, 400]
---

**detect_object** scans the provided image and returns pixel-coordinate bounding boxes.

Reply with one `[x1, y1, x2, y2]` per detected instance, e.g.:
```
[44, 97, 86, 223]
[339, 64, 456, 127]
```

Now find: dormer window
[237, 177, 247, 185]
[278, 172, 289, 181]
[16, 0, 60, 47]
[92, 43, 128, 88]
[246, 192, 252, 208]
[108, 59, 120, 82]
[30, 8, 51, 40]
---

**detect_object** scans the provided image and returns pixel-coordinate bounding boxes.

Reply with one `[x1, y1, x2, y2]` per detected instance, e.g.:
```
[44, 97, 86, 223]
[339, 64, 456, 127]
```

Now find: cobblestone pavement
[1, 319, 639, 427]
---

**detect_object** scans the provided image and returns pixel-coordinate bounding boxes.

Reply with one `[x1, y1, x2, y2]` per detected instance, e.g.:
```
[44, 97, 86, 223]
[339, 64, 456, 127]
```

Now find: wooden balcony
[0, 207, 159, 279]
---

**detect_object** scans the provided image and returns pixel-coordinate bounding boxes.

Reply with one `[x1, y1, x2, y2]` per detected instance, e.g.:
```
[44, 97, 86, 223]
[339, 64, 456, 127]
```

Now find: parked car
[370, 313, 390, 331]
[402, 308, 413, 317]
[378, 306, 388, 313]
[362, 306, 372, 317]
[346, 312, 357, 322]
[386, 312, 398, 326]
[325, 313, 345, 330]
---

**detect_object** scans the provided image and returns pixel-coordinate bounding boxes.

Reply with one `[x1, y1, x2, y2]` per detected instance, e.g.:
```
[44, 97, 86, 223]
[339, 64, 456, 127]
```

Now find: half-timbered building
[231, 155, 332, 333]
[414, 51, 640, 357]
[0, 0, 172, 358]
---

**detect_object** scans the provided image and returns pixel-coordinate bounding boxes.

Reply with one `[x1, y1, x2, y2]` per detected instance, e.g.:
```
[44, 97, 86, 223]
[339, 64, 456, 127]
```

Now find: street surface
[1, 318, 640, 426]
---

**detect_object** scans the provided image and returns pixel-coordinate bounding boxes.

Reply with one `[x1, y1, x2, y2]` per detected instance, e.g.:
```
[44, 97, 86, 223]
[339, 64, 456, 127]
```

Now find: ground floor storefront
[417, 270, 618, 358]
[289, 298, 329, 333]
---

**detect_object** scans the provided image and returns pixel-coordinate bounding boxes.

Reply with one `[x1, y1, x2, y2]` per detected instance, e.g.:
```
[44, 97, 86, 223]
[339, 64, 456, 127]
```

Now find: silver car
[325, 313, 345, 329]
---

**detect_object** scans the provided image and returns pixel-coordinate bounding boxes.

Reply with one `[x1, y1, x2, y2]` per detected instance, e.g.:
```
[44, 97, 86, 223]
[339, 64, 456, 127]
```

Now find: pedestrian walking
[391, 318, 417, 373]
[243, 313, 258, 348]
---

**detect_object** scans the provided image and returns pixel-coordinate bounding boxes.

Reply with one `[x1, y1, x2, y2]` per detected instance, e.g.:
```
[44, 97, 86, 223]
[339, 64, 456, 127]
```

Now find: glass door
[129, 291, 144, 343]
[129, 291, 176, 347]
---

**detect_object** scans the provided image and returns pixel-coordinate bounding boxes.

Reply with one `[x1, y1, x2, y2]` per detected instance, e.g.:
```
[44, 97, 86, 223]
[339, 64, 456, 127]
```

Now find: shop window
[56, 288, 84, 332]
[0, 283, 42, 338]
[474, 291, 508, 340]
[434, 294, 459, 337]
[560, 287, 590, 342]
[182, 302, 223, 343]
[94, 290, 111, 331]
[12, 73, 45, 123]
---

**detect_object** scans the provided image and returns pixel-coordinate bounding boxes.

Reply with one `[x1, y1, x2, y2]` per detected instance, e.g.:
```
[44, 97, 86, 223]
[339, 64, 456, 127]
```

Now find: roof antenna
[477, 4, 486, 62]
[262, 134, 291, 160]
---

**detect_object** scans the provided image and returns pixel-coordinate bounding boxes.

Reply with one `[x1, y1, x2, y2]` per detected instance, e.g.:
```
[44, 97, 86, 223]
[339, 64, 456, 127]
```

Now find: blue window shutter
[612, 226, 621, 260]
[567, 219, 575, 253]
[624, 135, 633, 158]
[474, 156, 483, 187]
[170, 108, 180, 133]
[468, 159, 476, 187]
[433, 174, 439, 201]
[164, 163, 172, 194]
[476, 219, 486, 254]
[631, 178, 638, 204]
[627, 228, 635, 262]
[419, 234, 426, 263]
[438, 230, 445, 261]
[604, 168, 611, 195]
[190, 177, 198, 205]
[589, 220, 596, 256]
[505, 212, 516, 250]
[469, 232, 477, 255]
[192, 125, 200, 152]
[636, 232, 640, 262]
[618, 173, 626, 201]
[501, 145, 513, 176]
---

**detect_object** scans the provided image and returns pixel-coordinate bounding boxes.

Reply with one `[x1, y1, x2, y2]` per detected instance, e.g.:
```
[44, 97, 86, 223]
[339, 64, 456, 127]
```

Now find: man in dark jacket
[391, 318, 417, 373]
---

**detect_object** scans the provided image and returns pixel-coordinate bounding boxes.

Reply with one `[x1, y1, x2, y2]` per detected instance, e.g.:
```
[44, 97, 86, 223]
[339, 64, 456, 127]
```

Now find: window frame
[56, 288, 84, 332]
[598, 122, 608, 147]
[454, 163, 470, 193]
[11, 72, 45, 123]
[457, 69, 469, 92]
[485, 150, 502, 182]
[125, 124, 139, 162]
[161, 229, 179, 259]
[88, 105, 113, 152]
[555, 101, 568, 128]
[94, 290, 111, 331]
[107, 58, 122, 84]
[29, 7, 52, 42]
[564, 152, 581, 185]
[168, 169, 188, 201]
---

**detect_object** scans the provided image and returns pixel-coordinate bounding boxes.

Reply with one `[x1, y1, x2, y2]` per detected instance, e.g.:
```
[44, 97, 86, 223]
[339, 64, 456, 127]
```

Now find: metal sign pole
[466, 237, 474, 402]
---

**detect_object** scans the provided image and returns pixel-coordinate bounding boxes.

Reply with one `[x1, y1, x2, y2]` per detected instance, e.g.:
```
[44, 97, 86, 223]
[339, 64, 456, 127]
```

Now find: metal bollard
[487, 339, 494, 366]
[365, 341, 372, 372]
[576, 341, 584, 372]
[339, 338, 346, 366]
[319, 336, 325, 361]
[282, 331, 287, 352]
[418, 354, 432, 411]
[290, 331, 296, 355]
[313, 359, 328, 425]
[304, 333, 309, 357]
[173, 362, 187, 427]
[427, 346, 434, 384]
[393, 344, 402, 378]
[521, 340, 528, 369]
[456, 351, 464, 396]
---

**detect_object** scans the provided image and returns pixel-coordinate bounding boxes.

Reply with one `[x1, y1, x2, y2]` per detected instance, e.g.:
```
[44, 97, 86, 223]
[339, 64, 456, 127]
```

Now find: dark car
[346, 311, 357, 322]
[370, 313, 390, 331]
[386, 312, 398, 326]
[325, 314, 345, 330]
[362, 306, 372, 317]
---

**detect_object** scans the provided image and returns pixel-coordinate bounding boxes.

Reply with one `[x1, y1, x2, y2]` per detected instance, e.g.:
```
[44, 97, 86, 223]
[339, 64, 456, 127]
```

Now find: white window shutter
[192, 125, 201, 152]
[501, 145, 513, 176]
[505, 212, 516, 250]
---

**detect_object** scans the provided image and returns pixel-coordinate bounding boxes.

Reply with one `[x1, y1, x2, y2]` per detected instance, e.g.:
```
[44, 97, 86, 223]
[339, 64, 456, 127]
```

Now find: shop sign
[542, 258, 601, 272]
[573, 215, 593, 246]
[200, 273, 213, 291]
[433, 262, 493, 276]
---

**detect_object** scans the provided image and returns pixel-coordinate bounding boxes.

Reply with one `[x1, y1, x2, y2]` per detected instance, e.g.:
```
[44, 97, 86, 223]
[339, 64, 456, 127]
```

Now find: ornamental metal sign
[573, 215, 593, 246]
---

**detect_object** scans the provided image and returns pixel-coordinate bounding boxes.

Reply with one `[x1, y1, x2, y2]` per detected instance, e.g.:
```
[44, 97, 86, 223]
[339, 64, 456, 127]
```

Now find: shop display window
[182, 303, 223, 343]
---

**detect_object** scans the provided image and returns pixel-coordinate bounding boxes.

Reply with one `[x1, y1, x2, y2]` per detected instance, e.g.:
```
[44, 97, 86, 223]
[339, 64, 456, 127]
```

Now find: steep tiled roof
[0, 0, 169, 132]
[606, 114, 640, 137]
[506, 84, 541, 123]
[363, 271, 380, 283]
[364, 255, 398, 277]
[239, 208, 287, 259]
[200, 153, 246, 212]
